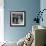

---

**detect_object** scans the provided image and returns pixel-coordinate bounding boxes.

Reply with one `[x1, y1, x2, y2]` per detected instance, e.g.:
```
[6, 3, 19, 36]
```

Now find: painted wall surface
[40, 0, 46, 27]
[4, 0, 40, 42]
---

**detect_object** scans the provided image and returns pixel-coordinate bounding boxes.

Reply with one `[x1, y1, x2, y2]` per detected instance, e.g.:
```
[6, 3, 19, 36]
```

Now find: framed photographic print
[10, 11, 26, 27]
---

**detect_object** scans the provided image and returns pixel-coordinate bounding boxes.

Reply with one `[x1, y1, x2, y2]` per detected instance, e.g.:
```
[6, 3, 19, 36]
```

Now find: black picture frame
[10, 11, 26, 27]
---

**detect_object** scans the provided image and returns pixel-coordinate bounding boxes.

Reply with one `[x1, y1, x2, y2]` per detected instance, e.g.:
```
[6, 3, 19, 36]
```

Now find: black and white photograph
[10, 11, 26, 27]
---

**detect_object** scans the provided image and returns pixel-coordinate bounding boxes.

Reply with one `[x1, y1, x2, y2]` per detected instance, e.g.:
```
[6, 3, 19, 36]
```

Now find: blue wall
[4, 0, 40, 42]
[40, 0, 46, 27]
